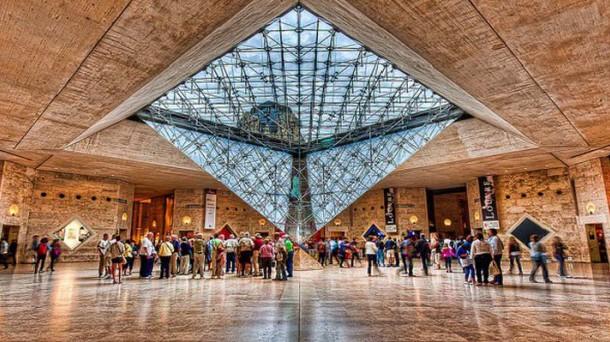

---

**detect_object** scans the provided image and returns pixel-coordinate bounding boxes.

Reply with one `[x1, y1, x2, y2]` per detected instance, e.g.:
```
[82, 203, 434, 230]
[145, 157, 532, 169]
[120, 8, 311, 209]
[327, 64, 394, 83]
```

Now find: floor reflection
[1, 262, 609, 341]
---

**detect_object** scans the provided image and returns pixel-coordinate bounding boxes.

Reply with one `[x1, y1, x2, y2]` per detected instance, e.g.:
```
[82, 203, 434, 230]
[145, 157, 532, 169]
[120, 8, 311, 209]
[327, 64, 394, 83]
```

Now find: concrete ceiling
[0, 0, 608, 196]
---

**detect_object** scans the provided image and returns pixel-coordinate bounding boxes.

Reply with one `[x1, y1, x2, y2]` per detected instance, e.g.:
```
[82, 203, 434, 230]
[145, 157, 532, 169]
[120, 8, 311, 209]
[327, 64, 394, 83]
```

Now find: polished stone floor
[1, 261, 609, 341]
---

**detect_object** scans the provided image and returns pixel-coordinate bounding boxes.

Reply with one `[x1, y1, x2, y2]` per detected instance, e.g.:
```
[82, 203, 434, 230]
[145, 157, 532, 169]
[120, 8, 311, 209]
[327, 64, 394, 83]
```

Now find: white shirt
[97, 239, 109, 256]
[471, 239, 492, 256]
[365, 241, 378, 255]
[488, 236, 504, 256]
[139, 237, 155, 256]
[225, 239, 238, 253]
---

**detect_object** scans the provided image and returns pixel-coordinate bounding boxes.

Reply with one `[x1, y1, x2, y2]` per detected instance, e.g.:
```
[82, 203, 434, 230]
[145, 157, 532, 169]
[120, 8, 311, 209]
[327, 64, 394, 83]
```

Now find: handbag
[489, 260, 501, 276]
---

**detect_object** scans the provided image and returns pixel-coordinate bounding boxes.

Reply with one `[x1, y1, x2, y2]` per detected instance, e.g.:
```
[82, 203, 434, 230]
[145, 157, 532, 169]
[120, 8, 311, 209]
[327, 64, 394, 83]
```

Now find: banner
[478, 176, 500, 230]
[384, 188, 397, 232]
[204, 189, 217, 230]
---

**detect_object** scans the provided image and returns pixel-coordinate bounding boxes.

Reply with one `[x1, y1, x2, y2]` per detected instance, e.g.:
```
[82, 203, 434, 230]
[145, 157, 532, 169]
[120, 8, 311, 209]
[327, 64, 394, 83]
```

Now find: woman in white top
[365, 237, 381, 277]
[470, 233, 492, 286]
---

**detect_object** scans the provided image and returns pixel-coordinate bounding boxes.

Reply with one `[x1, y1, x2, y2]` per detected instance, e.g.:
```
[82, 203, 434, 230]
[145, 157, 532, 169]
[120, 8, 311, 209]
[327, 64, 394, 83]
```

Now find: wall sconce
[586, 202, 596, 215]
[333, 218, 342, 226]
[409, 215, 418, 224]
[443, 218, 452, 227]
[8, 204, 19, 217]
[474, 211, 480, 221]
[121, 212, 128, 222]
[258, 219, 266, 226]
[182, 216, 192, 225]
[151, 220, 157, 228]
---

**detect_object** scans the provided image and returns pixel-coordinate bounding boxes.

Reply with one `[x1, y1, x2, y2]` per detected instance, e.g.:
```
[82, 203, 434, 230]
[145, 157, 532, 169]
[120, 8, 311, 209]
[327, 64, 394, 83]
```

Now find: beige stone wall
[466, 179, 483, 230]
[433, 192, 467, 237]
[208, 190, 273, 236]
[0, 161, 135, 262]
[172, 188, 204, 233]
[495, 168, 585, 261]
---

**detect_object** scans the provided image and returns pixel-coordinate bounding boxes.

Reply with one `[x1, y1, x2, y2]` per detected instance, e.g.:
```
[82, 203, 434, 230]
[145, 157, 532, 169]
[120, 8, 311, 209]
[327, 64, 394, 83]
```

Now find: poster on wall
[384, 188, 397, 233]
[478, 176, 500, 230]
[204, 189, 217, 230]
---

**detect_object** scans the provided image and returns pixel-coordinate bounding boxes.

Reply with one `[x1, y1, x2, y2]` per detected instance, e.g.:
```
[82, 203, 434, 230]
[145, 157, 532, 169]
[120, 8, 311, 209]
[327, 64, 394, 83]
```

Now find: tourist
[507, 236, 523, 275]
[9, 239, 17, 266]
[211, 234, 225, 279]
[376, 237, 385, 267]
[415, 234, 430, 276]
[274, 232, 287, 281]
[139, 232, 155, 279]
[179, 237, 191, 275]
[471, 233, 492, 286]
[552, 236, 569, 278]
[488, 229, 504, 286]
[431, 234, 441, 270]
[330, 238, 339, 264]
[441, 243, 454, 272]
[29, 235, 40, 266]
[238, 232, 254, 277]
[365, 236, 380, 276]
[192, 233, 205, 279]
[351, 239, 362, 267]
[108, 235, 125, 284]
[0, 238, 8, 269]
[97, 233, 110, 278]
[158, 235, 174, 279]
[393, 238, 400, 267]
[317, 239, 326, 266]
[400, 235, 415, 276]
[343, 240, 352, 268]
[325, 238, 332, 265]
[529, 234, 552, 283]
[170, 235, 181, 277]
[457, 236, 474, 284]
[225, 234, 238, 274]
[285, 235, 294, 277]
[47, 239, 62, 272]
[123, 239, 134, 276]
[34, 237, 49, 274]
[338, 237, 346, 267]
[260, 238, 274, 279]
[205, 236, 213, 272]
[253, 233, 264, 276]
[385, 238, 396, 267]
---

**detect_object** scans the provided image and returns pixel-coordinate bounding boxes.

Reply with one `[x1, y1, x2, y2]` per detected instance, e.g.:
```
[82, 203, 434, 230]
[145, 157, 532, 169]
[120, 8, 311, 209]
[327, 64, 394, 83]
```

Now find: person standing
[415, 234, 430, 276]
[488, 229, 504, 286]
[385, 238, 395, 267]
[365, 236, 380, 276]
[139, 232, 155, 278]
[274, 233, 287, 281]
[393, 238, 400, 267]
[211, 234, 226, 279]
[97, 233, 110, 278]
[552, 236, 569, 278]
[325, 238, 332, 265]
[285, 235, 294, 277]
[9, 239, 17, 266]
[529, 234, 552, 283]
[376, 237, 385, 267]
[29, 235, 40, 266]
[330, 238, 339, 265]
[457, 236, 475, 284]
[123, 240, 134, 276]
[108, 236, 125, 284]
[317, 239, 327, 266]
[179, 237, 192, 275]
[441, 243, 455, 273]
[400, 235, 416, 276]
[170, 235, 181, 278]
[507, 237, 523, 275]
[34, 237, 49, 274]
[260, 238, 274, 279]
[224, 234, 238, 274]
[351, 239, 362, 267]
[158, 236, 174, 279]
[471, 233, 492, 286]
[0, 238, 9, 269]
[192, 234, 206, 279]
[238, 233, 254, 277]
[253, 233, 264, 277]
[47, 239, 62, 272]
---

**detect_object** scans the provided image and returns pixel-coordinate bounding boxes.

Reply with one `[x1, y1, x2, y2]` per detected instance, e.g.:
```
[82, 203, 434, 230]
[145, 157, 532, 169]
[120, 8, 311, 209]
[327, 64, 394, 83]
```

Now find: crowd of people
[304, 230, 571, 285]
[94, 231, 295, 284]
[1, 229, 572, 287]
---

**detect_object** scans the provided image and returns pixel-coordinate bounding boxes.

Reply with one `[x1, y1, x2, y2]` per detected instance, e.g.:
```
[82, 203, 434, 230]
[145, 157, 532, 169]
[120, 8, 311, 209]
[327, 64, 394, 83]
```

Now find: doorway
[586, 224, 608, 263]
[1, 225, 19, 242]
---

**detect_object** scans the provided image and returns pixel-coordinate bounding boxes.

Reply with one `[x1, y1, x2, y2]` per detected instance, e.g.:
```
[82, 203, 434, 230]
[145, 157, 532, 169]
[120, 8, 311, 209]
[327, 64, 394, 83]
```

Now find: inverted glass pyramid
[140, 6, 462, 240]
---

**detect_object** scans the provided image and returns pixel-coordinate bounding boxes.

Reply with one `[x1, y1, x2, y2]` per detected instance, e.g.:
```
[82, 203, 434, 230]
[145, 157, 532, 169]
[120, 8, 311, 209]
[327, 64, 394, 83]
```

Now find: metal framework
[140, 6, 462, 240]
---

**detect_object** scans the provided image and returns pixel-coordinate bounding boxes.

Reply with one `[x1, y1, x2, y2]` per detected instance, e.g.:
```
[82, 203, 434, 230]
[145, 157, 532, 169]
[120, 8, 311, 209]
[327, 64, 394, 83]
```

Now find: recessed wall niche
[40, 192, 47, 198]
[58, 193, 65, 199]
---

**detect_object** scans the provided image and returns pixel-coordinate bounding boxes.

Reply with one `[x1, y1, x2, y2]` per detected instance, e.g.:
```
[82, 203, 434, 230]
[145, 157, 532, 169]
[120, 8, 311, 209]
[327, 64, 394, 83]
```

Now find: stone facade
[433, 192, 468, 237]
[0, 161, 135, 262]
[172, 189, 204, 233]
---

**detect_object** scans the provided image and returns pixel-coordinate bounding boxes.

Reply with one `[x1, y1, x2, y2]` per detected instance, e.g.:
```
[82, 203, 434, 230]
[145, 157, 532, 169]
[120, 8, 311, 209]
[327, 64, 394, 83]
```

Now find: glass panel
[51, 218, 94, 250]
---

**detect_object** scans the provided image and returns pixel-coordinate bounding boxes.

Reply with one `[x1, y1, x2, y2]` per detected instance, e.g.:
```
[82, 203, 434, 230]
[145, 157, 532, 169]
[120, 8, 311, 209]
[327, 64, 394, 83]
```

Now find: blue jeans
[286, 251, 294, 277]
[226, 252, 236, 273]
[463, 265, 475, 281]
[376, 249, 385, 266]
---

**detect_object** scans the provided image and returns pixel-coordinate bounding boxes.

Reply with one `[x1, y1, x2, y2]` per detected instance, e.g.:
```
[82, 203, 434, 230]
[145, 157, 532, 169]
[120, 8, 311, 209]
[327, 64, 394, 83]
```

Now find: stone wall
[494, 168, 584, 261]
[466, 179, 483, 230]
[0, 161, 135, 262]
[433, 192, 467, 237]
[172, 189, 204, 233]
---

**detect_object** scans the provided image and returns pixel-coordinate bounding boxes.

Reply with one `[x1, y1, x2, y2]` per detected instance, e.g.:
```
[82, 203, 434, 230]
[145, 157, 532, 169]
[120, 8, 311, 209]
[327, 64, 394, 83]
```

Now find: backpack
[37, 243, 48, 256]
